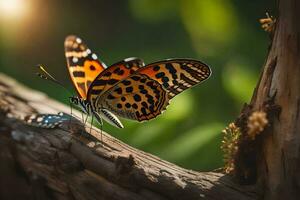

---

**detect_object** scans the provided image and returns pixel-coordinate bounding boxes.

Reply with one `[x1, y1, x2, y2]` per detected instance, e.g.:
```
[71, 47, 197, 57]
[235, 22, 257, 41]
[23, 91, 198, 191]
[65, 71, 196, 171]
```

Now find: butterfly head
[69, 96, 91, 115]
[69, 96, 79, 105]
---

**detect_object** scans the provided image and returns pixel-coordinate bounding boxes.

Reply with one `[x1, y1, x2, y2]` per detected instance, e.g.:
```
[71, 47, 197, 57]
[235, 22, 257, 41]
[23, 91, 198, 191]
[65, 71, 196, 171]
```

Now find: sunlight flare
[0, 0, 29, 20]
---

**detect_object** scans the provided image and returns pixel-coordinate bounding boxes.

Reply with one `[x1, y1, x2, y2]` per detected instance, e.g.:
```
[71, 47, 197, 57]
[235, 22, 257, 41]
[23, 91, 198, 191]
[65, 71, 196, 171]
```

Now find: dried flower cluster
[247, 111, 268, 140]
[221, 123, 241, 174]
[259, 12, 276, 33]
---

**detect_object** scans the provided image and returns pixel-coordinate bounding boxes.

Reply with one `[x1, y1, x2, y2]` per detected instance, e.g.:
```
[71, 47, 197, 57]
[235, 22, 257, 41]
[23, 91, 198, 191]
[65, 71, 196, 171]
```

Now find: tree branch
[0, 73, 257, 200]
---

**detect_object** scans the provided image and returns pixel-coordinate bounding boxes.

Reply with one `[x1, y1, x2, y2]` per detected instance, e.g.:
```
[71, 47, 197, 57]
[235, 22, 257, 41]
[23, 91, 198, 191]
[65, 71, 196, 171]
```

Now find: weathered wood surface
[253, 1, 300, 199]
[0, 73, 256, 200]
[234, 0, 300, 200]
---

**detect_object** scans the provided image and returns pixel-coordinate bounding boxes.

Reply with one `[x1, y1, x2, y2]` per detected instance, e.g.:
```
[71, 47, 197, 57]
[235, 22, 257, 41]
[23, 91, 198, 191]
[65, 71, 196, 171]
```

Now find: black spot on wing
[140, 89, 147, 94]
[114, 87, 122, 94]
[126, 87, 133, 93]
[73, 71, 85, 77]
[113, 67, 121, 73]
[153, 65, 160, 71]
[90, 65, 96, 71]
[125, 103, 131, 108]
[140, 78, 147, 83]
[155, 72, 165, 79]
[132, 103, 138, 109]
[103, 71, 112, 77]
[123, 80, 131, 86]
[117, 70, 125, 75]
[132, 76, 141, 81]
[147, 97, 154, 104]
[133, 94, 141, 102]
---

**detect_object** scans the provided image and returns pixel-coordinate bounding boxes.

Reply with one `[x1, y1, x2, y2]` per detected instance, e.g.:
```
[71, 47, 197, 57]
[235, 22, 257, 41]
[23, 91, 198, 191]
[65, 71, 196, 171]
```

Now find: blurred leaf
[160, 123, 223, 162]
[182, 132, 223, 170]
[160, 90, 194, 121]
[180, 0, 238, 56]
[223, 60, 257, 103]
[130, 121, 168, 147]
[129, 0, 177, 23]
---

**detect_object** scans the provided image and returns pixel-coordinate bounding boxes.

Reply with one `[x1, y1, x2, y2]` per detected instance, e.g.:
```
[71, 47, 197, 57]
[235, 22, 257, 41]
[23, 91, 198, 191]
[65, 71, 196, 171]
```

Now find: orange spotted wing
[89, 59, 211, 121]
[137, 59, 211, 99]
[87, 57, 145, 104]
[65, 35, 107, 100]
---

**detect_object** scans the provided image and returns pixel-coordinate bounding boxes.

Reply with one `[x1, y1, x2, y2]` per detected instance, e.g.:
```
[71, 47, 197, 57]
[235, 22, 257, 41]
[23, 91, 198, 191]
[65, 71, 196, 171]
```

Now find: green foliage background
[0, 0, 274, 171]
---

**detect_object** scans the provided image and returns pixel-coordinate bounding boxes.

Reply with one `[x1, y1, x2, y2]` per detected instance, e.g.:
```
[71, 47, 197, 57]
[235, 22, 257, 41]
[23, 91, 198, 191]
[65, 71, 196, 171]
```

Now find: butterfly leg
[84, 113, 89, 125]
[92, 111, 104, 146]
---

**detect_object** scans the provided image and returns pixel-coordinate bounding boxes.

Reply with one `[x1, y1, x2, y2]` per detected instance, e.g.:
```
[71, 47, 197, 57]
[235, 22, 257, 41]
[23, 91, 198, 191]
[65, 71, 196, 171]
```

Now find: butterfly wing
[87, 57, 145, 104]
[65, 35, 107, 100]
[94, 74, 169, 121]
[137, 59, 211, 99]
[91, 59, 211, 122]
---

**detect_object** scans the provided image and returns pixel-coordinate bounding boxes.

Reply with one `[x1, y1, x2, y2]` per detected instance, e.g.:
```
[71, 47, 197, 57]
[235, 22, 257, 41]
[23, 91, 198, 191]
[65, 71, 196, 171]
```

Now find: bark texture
[235, 0, 300, 199]
[0, 73, 256, 200]
[257, 1, 300, 198]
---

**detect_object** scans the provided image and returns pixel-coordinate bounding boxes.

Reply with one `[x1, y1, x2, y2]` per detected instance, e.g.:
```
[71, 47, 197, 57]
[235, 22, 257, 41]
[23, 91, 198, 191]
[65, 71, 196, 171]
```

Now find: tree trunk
[235, 0, 300, 199]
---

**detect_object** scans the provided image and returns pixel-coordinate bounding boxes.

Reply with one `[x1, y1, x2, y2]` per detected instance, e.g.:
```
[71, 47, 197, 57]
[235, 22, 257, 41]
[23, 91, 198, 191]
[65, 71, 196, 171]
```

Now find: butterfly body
[70, 96, 124, 128]
[69, 96, 92, 115]
[65, 35, 211, 128]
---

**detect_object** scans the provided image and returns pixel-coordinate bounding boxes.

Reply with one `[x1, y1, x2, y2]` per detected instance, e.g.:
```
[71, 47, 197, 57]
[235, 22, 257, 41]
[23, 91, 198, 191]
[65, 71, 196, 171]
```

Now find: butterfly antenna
[36, 64, 73, 96]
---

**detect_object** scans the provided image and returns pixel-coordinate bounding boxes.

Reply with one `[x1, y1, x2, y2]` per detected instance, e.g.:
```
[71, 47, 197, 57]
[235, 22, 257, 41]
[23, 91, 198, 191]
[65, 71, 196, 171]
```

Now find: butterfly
[65, 35, 211, 128]
[24, 112, 71, 128]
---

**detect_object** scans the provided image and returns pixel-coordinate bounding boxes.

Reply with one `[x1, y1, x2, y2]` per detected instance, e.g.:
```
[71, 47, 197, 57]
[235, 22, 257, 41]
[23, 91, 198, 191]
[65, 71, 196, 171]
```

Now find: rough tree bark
[235, 0, 300, 200]
[254, 0, 300, 199]
[0, 0, 298, 199]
